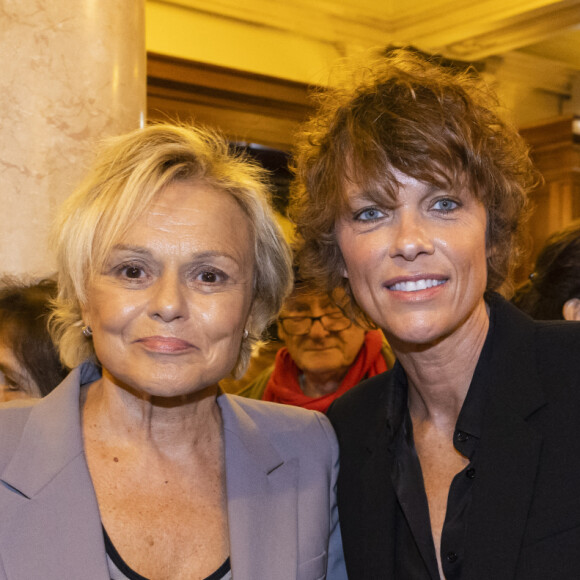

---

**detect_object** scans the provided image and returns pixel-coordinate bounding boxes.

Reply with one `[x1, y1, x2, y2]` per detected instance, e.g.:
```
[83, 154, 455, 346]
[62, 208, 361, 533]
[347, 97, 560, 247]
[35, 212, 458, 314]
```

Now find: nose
[308, 317, 331, 339]
[389, 211, 434, 261]
[148, 271, 188, 322]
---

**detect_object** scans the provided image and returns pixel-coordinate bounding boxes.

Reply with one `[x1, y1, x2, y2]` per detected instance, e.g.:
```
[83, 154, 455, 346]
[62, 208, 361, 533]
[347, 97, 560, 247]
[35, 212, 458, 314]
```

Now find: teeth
[390, 279, 445, 292]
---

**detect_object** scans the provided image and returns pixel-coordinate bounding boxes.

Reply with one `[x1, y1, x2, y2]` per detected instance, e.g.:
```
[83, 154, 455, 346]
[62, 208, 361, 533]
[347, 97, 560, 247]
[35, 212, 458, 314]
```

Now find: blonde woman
[0, 123, 346, 580]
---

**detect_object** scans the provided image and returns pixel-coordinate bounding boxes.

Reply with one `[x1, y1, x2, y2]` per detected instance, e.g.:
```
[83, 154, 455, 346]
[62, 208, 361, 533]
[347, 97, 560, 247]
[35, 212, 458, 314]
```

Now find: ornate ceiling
[167, 0, 580, 66]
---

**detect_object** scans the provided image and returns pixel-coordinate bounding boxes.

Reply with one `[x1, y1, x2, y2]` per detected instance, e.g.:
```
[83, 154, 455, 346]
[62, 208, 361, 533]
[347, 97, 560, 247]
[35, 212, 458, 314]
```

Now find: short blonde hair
[50, 122, 293, 377]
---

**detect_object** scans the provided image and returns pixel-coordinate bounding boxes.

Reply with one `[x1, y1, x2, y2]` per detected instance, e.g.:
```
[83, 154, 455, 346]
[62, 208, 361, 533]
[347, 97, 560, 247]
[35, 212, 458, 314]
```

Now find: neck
[81, 377, 222, 458]
[300, 369, 346, 398]
[390, 304, 489, 429]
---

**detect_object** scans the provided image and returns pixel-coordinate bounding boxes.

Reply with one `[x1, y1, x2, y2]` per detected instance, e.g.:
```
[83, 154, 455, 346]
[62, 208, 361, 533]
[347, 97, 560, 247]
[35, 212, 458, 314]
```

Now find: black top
[386, 310, 492, 579]
[327, 292, 580, 579]
[103, 527, 231, 580]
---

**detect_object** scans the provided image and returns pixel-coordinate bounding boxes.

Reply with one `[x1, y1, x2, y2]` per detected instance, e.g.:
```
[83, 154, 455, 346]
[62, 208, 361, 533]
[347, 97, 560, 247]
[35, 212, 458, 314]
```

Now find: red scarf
[262, 330, 387, 412]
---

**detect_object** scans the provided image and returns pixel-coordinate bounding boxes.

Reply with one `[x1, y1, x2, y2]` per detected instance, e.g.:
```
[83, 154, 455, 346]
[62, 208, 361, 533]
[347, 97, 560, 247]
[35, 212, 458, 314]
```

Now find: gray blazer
[0, 363, 347, 580]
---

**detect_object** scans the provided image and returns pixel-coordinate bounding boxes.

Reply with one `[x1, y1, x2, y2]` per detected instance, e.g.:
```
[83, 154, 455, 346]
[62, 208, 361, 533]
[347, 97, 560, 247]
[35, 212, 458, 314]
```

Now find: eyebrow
[110, 245, 240, 263]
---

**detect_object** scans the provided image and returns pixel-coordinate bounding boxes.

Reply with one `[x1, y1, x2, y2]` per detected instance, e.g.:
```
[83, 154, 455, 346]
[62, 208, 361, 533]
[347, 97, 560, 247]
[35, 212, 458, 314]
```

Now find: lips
[136, 336, 195, 353]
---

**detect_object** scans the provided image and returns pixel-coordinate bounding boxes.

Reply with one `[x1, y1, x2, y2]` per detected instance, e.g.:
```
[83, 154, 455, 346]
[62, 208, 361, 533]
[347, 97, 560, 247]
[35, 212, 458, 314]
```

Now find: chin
[386, 324, 448, 349]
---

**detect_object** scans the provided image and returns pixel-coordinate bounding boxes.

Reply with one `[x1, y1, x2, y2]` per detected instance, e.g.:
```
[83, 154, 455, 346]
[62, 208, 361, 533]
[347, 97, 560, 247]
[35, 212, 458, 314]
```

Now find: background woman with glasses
[237, 276, 394, 412]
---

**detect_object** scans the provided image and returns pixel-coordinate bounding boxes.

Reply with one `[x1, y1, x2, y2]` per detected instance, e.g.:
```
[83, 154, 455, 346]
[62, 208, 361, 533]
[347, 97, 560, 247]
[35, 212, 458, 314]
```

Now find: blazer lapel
[0, 365, 109, 579]
[338, 374, 401, 578]
[219, 395, 299, 580]
[465, 298, 546, 580]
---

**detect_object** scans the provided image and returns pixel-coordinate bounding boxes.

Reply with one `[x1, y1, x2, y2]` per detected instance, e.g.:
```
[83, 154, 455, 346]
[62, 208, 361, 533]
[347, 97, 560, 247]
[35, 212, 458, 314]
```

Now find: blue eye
[432, 199, 459, 212]
[355, 207, 385, 221]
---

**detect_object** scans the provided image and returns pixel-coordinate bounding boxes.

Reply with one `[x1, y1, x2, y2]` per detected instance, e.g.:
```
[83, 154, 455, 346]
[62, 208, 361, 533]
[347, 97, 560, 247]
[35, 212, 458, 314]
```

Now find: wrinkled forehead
[283, 292, 332, 314]
[282, 287, 348, 313]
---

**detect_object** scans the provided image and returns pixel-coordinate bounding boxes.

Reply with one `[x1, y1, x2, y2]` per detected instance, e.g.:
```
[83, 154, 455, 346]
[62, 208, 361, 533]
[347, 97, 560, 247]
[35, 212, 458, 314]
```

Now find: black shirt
[387, 311, 493, 579]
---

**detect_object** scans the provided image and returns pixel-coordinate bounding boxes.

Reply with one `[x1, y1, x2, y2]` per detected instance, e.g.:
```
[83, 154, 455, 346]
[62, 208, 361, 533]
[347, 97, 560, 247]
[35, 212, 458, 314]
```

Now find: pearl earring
[82, 325, 93, 338]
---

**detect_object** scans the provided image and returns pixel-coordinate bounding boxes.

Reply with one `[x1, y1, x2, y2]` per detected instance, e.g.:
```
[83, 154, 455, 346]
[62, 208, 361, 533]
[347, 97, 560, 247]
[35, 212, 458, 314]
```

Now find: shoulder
[329, 369, 392, 418]
[534, 318, 580, 350]
[224, 393, 334, 434]
[0, 401, 37, 472]
[220, 393, 338, 458]
[533, 319, 580, 388]
[326, 368, 393, 443]
[0, 398, 37, 426]
[490, 292, 580, 367]
[499, 292, 580, 367]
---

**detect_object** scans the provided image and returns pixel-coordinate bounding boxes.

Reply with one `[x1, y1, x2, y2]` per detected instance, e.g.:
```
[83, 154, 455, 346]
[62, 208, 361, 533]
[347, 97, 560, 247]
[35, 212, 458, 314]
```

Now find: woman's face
[0, 332, 41, 401]
[335, 171, 489, 347]
[82, 180, 255, 398]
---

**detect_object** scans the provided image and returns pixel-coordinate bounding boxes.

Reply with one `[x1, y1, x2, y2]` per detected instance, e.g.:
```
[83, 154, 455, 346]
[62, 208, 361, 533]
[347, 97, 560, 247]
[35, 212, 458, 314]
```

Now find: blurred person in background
[0, 277, 68, 402]
[512, 220, 580, 321]
[238, 273, 394, 412]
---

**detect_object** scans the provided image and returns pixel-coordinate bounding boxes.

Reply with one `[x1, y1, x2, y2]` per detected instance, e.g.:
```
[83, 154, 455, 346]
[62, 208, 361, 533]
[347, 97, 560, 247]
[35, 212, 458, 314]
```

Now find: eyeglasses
[278, 312, 352, 336]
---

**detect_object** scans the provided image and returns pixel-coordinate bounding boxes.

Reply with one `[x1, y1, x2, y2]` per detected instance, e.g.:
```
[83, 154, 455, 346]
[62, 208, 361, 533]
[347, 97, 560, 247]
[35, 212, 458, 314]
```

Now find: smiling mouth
[388, 279, 447, 292]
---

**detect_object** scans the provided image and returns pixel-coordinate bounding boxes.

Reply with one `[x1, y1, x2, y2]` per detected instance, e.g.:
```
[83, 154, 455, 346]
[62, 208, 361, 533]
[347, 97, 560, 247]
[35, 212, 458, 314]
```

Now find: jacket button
[466, 467, 476, 479]
[455, 430, 469, 442]
[446, 552, 458, 563]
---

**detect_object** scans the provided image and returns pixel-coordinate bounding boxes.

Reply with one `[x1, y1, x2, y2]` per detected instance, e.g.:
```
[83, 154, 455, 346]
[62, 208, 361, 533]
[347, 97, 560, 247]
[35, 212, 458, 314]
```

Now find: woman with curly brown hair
[291, 47, 580, 580]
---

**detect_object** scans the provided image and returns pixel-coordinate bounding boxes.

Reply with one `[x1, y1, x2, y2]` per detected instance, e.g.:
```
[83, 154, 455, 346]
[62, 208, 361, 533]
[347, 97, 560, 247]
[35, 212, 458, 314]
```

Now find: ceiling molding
[154, 0, 580, 60]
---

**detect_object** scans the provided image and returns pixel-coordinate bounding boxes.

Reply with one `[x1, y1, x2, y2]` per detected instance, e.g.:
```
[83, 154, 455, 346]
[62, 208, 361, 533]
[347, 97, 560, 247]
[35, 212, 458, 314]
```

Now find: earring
[243, 329, 249, 340]
[82, 325, 93, 338]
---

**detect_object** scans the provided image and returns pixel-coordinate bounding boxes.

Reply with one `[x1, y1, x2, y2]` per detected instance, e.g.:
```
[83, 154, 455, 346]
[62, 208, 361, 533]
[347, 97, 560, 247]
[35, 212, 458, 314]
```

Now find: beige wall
[0, 1, 146, 277]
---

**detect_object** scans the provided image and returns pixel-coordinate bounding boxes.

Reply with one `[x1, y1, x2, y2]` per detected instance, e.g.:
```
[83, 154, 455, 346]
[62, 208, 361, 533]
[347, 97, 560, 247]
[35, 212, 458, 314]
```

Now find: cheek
[91, 300, 141, 333]
[283, 337, 304, 361]
[341, 238, 383, 283]
[341, 330, 366, 363]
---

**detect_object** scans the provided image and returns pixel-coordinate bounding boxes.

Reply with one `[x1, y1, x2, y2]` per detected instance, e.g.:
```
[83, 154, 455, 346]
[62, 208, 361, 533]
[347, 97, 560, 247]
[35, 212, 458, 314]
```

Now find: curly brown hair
[290, 47, 540, 308]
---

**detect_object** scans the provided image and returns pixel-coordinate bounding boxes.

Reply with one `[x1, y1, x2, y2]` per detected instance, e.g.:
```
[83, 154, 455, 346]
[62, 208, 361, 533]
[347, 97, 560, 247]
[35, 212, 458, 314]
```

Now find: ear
[80, 304, 91, 329]
[562, 298, 580, 321]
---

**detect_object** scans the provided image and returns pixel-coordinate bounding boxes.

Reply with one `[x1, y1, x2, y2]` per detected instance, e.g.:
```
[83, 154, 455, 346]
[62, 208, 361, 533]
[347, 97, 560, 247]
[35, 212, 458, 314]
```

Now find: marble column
[0, 0, 146, 276]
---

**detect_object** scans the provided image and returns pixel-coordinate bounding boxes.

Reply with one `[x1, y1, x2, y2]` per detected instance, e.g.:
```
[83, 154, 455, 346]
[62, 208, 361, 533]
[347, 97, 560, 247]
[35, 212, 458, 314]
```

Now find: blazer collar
[1, 362, 100, 499]
[482, 292, 546, 418]
[218, 394, 299, 579]
[464, 294, 546, 579]
[0, 362, 108, 580]
[218, 393, 285, 475]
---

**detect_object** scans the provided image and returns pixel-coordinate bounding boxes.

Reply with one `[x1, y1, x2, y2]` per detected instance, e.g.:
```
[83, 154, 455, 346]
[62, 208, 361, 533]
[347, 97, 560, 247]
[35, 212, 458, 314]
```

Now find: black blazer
[327, 293, 580, 580]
